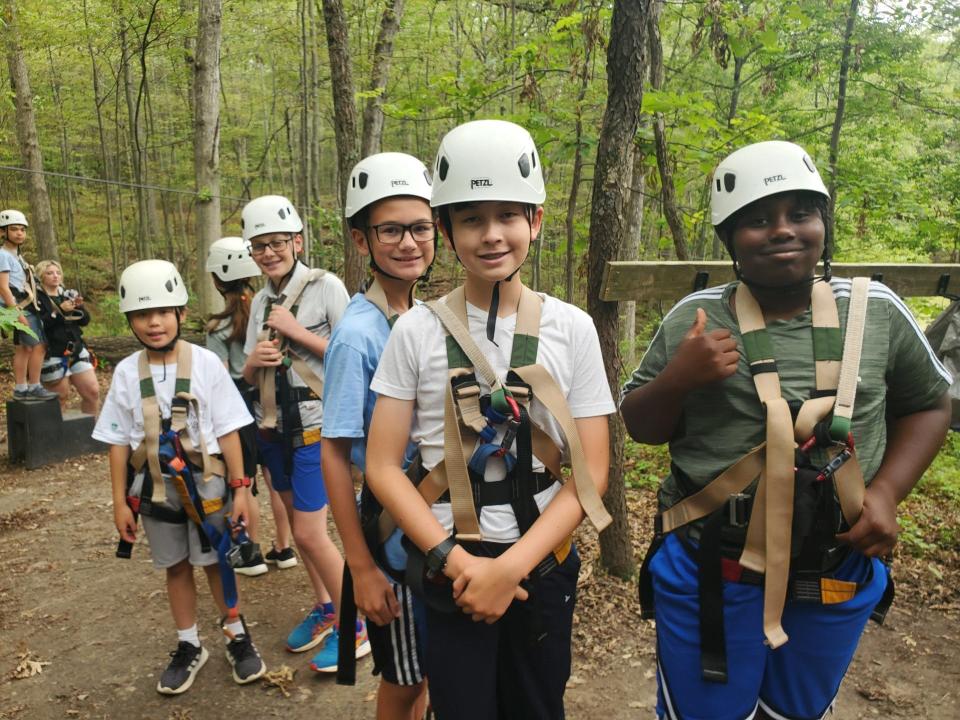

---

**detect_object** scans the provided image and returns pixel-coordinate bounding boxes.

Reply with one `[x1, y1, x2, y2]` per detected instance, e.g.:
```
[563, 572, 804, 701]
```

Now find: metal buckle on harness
[815, 433, 855, 483]
[727, 493, 750, 528]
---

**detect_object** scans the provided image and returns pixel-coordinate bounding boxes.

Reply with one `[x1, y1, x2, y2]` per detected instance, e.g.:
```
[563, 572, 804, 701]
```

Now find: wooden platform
[6, 400, 104, 469]
[600, 261, 960, 303]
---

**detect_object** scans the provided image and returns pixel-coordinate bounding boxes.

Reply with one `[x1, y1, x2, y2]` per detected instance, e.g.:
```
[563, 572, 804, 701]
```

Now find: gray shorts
[13, 309, 44, 347]
[133, 471, 231, 570]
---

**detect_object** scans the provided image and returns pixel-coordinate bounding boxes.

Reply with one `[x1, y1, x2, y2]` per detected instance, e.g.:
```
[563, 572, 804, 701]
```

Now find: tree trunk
[319, 0, 365, 291]
[82, 0, 119, 285]
[193, 0, 223, 316]
[360, 0, 405, 157]
[3, 0, 59, 261]
[586, 0, 650, 579]
[621, 142, 645, 368]
[649, 0, 688, 260]
[828, 0, 860, 235]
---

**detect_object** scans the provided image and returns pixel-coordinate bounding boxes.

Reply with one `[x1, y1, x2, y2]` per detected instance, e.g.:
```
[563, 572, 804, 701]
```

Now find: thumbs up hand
[664, 308, 740, 392]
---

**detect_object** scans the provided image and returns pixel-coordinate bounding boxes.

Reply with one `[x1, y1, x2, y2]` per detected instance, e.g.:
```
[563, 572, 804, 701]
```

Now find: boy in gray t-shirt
[0, 209, 57, 401]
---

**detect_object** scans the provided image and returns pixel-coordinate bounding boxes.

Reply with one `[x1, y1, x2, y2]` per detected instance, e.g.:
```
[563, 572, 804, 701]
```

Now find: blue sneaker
[308, 623, 371, 673]
[286, 606, 336, 653]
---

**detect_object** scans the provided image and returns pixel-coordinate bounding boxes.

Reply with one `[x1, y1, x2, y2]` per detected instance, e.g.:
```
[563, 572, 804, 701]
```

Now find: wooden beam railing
[600, 261, 960, 303]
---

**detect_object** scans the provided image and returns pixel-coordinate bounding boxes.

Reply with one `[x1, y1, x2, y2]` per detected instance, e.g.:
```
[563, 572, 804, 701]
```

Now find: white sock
[177, 624, 200, 648]
[223, 619, 245, 641]
[15, 384, 27, 392]
[29, 383, 42, 390]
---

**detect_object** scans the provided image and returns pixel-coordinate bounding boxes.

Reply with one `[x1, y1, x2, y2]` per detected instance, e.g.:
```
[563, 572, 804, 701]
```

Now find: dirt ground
[0, 428, 958, 718]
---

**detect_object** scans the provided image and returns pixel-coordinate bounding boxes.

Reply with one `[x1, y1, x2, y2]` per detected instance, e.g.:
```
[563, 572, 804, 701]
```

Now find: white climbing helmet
[345, 152, 432, 219]
[206, 236, 261, 282]
[711, 140, 829, 226]
[430, 119, 546, 208]
[0, 209, 28, 227]
[118, 259, 189, 313]
[241, 195, 303, 242]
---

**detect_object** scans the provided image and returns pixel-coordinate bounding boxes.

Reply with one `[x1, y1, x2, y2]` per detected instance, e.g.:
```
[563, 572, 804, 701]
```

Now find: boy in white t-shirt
[94, 260, 266, 695]
[366, 120, 615, 719]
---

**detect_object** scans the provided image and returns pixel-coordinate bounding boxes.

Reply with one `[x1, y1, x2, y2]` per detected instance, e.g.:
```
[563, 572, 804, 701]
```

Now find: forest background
[0, 0, 958, 576]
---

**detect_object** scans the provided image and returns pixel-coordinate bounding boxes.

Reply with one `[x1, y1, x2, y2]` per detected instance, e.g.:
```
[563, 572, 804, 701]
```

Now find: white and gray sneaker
[156, 642, 208, 695]
[27, 385, 59, 401]
[224, 619, 266, 684]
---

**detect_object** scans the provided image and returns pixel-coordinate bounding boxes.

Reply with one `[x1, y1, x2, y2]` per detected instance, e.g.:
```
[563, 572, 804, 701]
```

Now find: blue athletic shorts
[256, 435, 327, 512]
[651, 533, 888, 720]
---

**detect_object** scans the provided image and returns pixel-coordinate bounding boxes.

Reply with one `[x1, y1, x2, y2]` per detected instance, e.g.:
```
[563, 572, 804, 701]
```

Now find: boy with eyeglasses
[322, 153, 435, 712]
[240, 195, 369, 670]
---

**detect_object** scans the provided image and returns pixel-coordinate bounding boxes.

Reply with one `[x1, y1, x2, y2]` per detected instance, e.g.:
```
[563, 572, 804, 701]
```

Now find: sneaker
[28, 385, 59, 401]
[156, 642, 208, 695]
[12, 389, 31, 401]
[233, 550, 269, 577]
[286, 606, 336, 653]
[264, 545, 298, 569]
[224, 624, 266, 685]
[309, 623, 371, 674]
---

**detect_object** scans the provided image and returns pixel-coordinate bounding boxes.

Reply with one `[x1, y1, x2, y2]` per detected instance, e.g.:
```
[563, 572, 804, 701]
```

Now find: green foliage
[0, 306, 35, 339]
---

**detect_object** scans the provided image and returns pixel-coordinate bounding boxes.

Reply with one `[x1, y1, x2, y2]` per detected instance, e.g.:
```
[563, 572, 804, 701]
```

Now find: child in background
[322, 152, 434, 704]
[0, 209, 57, 401]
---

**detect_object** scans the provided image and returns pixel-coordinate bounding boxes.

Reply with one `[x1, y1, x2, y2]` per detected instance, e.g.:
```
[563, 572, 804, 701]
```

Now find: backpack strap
[257, 266, 326, 429]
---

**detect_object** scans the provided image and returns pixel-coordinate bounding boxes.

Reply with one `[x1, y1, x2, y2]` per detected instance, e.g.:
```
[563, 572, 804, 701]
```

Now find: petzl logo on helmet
[138, 295, 151, 303]
[470, 178, 493, 189]
[390, 179, 410, 187]
[763, 174, 786, 186]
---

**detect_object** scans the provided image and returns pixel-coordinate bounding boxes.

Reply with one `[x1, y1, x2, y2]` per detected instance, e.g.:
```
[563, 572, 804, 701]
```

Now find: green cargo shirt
[622, 279, 952, 514]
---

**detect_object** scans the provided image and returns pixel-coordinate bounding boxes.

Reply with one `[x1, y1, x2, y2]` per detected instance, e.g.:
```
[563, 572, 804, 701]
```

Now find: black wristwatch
[425, 536, 458, 580]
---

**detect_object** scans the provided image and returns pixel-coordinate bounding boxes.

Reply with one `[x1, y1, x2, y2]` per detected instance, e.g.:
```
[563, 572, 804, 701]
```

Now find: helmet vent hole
[424, 170, 432, 186]
[359, 172, 368, 190]
[532, 150, 537, 168]
[165, 280, 174, 293]
[518, 154, 531, 178]
[120, 286, 126, 298]
[438, 156, 449, 181]
[724, 173, 736, 192]
[222, 264, 229, 274]
[716, 179, 721, 192]
[803, 155, 816, 173]
[278, 208, 287, 220]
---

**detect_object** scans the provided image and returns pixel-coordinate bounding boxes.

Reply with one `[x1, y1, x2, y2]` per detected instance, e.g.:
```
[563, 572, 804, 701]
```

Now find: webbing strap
[660, 449, 763, 533]
[831, 277, 870, 440]
[256, 266, 326, 429]
[810, 281, 842, 390]
[15, 256, 38, 310]
[132, 342, 224, 491]
[511, 363, 612, 532]
[759, 397, 794, 649]
[427, 287, 611, 534]
[443, 369, 482, 540]
[364, 276, 399, 328]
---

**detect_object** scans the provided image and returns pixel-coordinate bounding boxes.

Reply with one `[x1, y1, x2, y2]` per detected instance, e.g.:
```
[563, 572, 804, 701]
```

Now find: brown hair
[205, 278, 253, 344]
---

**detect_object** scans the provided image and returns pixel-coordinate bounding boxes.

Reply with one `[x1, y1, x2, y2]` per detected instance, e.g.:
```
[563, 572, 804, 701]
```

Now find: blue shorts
[256, 435, 327, 512]
[651, 533, 888, 720]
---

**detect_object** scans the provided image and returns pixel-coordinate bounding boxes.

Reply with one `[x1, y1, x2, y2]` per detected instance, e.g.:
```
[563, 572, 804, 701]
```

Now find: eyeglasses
[249, 236, 292, 256]
[369, 222, 437, 245]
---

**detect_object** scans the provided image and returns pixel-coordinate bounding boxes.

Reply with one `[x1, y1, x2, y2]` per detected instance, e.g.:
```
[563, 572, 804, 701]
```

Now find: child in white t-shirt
[366, 120, 615, 719]
[93, 259, 266, 695]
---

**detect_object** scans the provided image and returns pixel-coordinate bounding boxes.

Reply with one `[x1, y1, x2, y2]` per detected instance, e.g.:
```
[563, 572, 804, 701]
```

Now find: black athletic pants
[424, 542, 581, 720]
